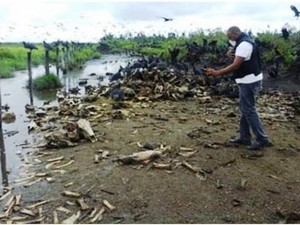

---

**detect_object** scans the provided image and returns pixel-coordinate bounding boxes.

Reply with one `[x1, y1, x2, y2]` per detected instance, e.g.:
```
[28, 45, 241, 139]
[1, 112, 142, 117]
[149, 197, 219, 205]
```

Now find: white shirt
[235, 41, 263, 84]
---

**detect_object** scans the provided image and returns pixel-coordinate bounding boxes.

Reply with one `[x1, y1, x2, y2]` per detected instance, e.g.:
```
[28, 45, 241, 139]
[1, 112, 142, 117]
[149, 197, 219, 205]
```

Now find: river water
[0, 54, 137, 189]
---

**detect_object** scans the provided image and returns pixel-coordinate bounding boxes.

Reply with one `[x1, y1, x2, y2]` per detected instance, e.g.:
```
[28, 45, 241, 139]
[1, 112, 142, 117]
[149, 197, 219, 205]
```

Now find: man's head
[227, 26, 242, 41]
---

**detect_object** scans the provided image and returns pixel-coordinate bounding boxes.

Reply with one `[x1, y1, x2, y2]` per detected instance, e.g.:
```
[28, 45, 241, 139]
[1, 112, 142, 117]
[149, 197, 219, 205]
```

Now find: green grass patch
[32, 73, 62, 91]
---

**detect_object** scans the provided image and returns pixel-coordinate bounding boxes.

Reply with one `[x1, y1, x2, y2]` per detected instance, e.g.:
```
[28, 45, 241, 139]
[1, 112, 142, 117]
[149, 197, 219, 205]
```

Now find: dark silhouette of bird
[281, 28, 289, 40]
[161, 17, 173, 22]
[291, 5, 300, 18]
[22, 42, 38, 51]
[43, 41, 53, 51]
[268, 60, 279, 78]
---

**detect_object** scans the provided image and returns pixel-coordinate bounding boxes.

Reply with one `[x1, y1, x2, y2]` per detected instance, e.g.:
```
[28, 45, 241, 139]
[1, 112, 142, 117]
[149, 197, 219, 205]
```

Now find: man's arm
[206, 56, 245, 76]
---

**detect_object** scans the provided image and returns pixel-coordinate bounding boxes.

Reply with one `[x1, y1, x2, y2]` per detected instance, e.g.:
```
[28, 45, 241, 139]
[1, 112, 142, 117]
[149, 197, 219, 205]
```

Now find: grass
[32, 73, 62, 91]
[0, 43, 101, 78]
[0, 44, 45, 78]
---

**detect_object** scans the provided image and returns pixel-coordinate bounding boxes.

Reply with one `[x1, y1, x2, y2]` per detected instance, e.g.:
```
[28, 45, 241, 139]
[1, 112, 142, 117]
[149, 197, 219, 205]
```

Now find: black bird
[281, 28, 289, 40]
[290, 5, 300, 18]
[268, 63, 279, 78]
[22, 41, 38, 51]
[193, 65, 203, 76]
[161, 17, 173, 22]
[110, 88, 124, 101]
[43, 41, 53, 51]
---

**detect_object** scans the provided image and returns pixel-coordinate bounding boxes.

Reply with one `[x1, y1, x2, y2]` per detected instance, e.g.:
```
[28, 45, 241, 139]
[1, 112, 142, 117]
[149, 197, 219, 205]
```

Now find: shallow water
[0, 54, 137, 188]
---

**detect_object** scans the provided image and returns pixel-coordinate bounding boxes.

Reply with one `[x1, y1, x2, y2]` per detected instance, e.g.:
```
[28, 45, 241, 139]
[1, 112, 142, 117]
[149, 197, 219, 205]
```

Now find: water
[0, 54, 137, 188]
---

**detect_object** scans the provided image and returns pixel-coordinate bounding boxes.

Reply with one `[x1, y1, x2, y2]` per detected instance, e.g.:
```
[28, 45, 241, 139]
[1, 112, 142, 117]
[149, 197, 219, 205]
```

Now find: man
[206, 26, 271, 150]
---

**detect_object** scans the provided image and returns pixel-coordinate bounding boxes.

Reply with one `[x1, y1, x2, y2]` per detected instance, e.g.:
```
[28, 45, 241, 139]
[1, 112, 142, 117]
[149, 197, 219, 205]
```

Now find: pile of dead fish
[25, 100, 99, 149]
[0, 187, 117, 224]
[105, 67, 239, 101]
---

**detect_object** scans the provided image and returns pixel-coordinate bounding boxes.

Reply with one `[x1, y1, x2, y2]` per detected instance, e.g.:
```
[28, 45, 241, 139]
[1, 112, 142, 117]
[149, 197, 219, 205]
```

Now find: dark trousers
[238, 81, 269, 143]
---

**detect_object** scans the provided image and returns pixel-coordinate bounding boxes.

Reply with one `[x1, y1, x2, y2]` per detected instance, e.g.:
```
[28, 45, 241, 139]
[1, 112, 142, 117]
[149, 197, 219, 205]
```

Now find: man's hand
[226, 49, 235, 60]
[205, 68, 220, 76]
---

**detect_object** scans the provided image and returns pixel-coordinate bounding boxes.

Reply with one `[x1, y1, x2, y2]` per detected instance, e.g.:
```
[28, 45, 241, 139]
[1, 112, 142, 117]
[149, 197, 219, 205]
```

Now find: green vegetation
[100, 29, 299, 69]
[0, 43, 101, 78]
[0, 44, 45, 78]
[68, 46, 101, 69]
[32, 73, 62, 91]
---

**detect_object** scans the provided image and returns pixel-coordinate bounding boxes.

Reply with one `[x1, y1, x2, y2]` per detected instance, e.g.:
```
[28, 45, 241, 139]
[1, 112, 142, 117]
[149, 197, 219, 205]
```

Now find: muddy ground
[2, 90, 300, 224]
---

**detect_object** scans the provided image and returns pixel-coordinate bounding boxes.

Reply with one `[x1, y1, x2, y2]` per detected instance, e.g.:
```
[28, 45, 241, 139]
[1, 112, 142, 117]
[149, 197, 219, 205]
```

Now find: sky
[0, 0, 299, 42]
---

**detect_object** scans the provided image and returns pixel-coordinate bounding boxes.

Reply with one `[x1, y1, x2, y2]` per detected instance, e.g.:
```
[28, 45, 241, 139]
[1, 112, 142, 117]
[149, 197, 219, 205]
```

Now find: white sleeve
[235, 42, 253, 60]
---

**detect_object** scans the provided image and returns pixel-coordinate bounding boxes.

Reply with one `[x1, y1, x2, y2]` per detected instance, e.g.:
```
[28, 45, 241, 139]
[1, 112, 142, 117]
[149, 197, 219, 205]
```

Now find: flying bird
[22, 42, 38, 51]
[161, 17, 173, 22]
[290, 5, 300, 18]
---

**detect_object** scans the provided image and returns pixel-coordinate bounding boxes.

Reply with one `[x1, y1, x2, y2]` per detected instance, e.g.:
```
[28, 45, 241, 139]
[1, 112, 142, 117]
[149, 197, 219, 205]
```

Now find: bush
[32, 73, 62, 91]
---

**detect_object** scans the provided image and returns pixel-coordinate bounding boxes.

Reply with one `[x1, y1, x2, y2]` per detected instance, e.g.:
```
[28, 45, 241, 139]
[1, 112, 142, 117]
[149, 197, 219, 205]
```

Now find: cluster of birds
[22, 40, 93, 51]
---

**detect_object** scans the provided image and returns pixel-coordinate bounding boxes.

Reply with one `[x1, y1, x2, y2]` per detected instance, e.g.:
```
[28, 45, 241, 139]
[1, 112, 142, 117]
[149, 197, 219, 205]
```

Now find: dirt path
[1, 93, 299, 224]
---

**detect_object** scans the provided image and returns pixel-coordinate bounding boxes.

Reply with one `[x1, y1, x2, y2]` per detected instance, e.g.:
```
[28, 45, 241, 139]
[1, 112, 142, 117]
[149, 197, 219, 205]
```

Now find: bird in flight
[290, 5, 300, 18]
[161, 17, 173, 22]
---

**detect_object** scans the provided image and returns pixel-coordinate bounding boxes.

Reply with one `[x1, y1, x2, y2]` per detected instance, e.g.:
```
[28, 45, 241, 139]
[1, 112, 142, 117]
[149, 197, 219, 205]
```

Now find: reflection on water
[0, 54, 137, 184]
[33, 90, 57, 102]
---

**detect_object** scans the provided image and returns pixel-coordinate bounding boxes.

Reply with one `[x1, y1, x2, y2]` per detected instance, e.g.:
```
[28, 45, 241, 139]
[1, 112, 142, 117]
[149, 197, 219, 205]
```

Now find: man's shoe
[229, 137, 251, 146]
[247, 141, 273, 151]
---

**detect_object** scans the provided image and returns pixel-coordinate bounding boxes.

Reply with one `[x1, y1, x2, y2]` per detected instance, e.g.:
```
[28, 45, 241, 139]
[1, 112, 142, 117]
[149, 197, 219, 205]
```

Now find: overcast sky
[0, 0, 299, 42]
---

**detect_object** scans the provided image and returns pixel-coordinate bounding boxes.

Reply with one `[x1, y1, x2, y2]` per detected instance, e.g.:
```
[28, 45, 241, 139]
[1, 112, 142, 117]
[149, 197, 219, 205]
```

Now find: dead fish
[5, 198, 16, 217]
[53, 160, 74, 169]
[15, 216, 45, 224]
[46, 177, 55, 183]
[28, 121, 38, 131]
[133, 150, 162, 161]
[267, 174, 282, 181]
[62, 191, 81, 198]
[11, 216, 29, 221]
[88, 207, 99, 218]
[53, 210, 58, 224]
[231, 199, 242, 207]
[101, 150, 110, 159]
[66, 201, 76, 206]
[27, 199, 52, 209]
[152, 162, 172, 170]
[90, 208, 105, 223]
[33, 158, 42, 164]
[216, 179, 224, 189]
[177, 150, 197, 157]
[103, 200, 116, 211]
[0, 190, 12, 202]
[237, 178, 247, 191]
[182, 161, 203, 173]
[62, 211, 81, 224]
[23, 178, 42, 187]
[19, 208, 36, 217]
[38, 207, 43, 217]
[15, 195, 22, 206]
[56, 206, 71, 214]
[179, 147, 194, 151]
[5, 196, 15, 210]
[46, 156, 64, 163]
[45, 161, 61, 170]
[64, 182, 74, 188]
[35, 173, 47, 177]
[76, 198, 90, 211]
[94, 155, 100, 164]
[14, 175, 35, 184]
[77, 119, 97, 142]
[196, 171, 207, 181]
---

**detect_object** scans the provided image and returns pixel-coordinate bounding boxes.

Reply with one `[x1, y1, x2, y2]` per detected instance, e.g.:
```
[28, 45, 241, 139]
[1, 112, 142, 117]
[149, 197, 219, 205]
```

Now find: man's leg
[239, 86, 252, 143]
[239, 81, 270, 148]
